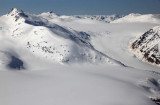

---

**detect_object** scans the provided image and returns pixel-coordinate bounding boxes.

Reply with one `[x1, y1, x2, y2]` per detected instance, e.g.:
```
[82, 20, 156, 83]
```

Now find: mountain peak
[39, 11, 59, 18]
[48, 11, 59, 16]
[8, 8, 23, 16]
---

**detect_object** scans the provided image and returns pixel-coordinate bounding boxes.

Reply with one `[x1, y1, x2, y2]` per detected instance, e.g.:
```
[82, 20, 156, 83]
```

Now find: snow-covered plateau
[0, 8, 160, 105]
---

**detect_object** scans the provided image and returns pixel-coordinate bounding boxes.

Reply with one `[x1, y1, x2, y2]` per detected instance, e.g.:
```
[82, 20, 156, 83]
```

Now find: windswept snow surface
[0, 65, 160, 105]
[0, 8, 160, 105]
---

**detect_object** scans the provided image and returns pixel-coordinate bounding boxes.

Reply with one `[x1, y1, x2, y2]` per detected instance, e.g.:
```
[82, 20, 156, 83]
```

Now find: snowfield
[0, 8, 160, 105]
[0, 65, 160, 105]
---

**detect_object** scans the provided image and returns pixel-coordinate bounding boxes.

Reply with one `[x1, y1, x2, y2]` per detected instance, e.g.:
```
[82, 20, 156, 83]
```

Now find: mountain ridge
[0, 8, 160, 69]
[0, 8, 126, 68]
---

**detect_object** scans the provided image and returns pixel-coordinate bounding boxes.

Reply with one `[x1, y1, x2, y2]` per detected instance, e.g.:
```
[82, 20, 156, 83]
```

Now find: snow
[0, 9, 123, 65]
[46, 15, 160, 70]
[0, 8, 160, 105]
[111, 13, 160, 23]
[0, 65, 160, 105]
[159, 41, 160, 53]
[38, 13, 122, 23]
[73, 14, 122, 23]
[129, 26, 160, 66]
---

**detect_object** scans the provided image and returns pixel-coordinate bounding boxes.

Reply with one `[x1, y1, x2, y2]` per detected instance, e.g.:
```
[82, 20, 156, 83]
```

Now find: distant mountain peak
[49, 11, 54, 14]
[128, 13, 141, 16]
[48, 11, 59, 16]
[8, 8, 24, 17]
[39, 11, 59, 18]
[73, 14, 122, 23]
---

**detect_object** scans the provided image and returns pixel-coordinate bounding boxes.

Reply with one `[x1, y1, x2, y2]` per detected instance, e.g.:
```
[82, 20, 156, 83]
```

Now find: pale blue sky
[0, 0, 160, 15]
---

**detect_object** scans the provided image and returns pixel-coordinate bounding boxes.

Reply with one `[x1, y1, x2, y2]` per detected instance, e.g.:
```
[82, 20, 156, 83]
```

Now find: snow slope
[43, 12, 160, 71]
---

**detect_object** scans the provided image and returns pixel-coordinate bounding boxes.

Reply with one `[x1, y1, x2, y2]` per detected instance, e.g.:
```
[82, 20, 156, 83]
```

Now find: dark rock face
[8, 56, 24, 70]
[151, 98, 160, 105]
[131, 26, 160, 65]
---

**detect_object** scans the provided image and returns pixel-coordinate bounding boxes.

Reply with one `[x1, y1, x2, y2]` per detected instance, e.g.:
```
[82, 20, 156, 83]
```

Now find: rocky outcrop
[131, 26, 160, 65]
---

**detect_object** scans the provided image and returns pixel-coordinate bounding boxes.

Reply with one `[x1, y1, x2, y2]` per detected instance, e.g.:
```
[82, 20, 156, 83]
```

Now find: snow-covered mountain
[112, 13, 160, 23]
[39, 12, 160, 24]
[1, 8, 160, 105]
[0, 8, 125, 68]
[130, 26, 160, 65]
[1, 8, 160, 68]
[73, 14, 122, 23]
[39, 12, 122, 23]
[1, 8, 160, 69]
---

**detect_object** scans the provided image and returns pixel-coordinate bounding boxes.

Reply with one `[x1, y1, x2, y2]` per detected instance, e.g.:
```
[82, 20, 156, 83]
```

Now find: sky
[0, 0, 160, 15]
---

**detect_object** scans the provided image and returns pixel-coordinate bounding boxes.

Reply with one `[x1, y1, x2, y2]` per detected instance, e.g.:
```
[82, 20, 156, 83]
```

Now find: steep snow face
[130, 26, 160, 65]
[0, 8, 123, 67]
[112, 13, 160, 23]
